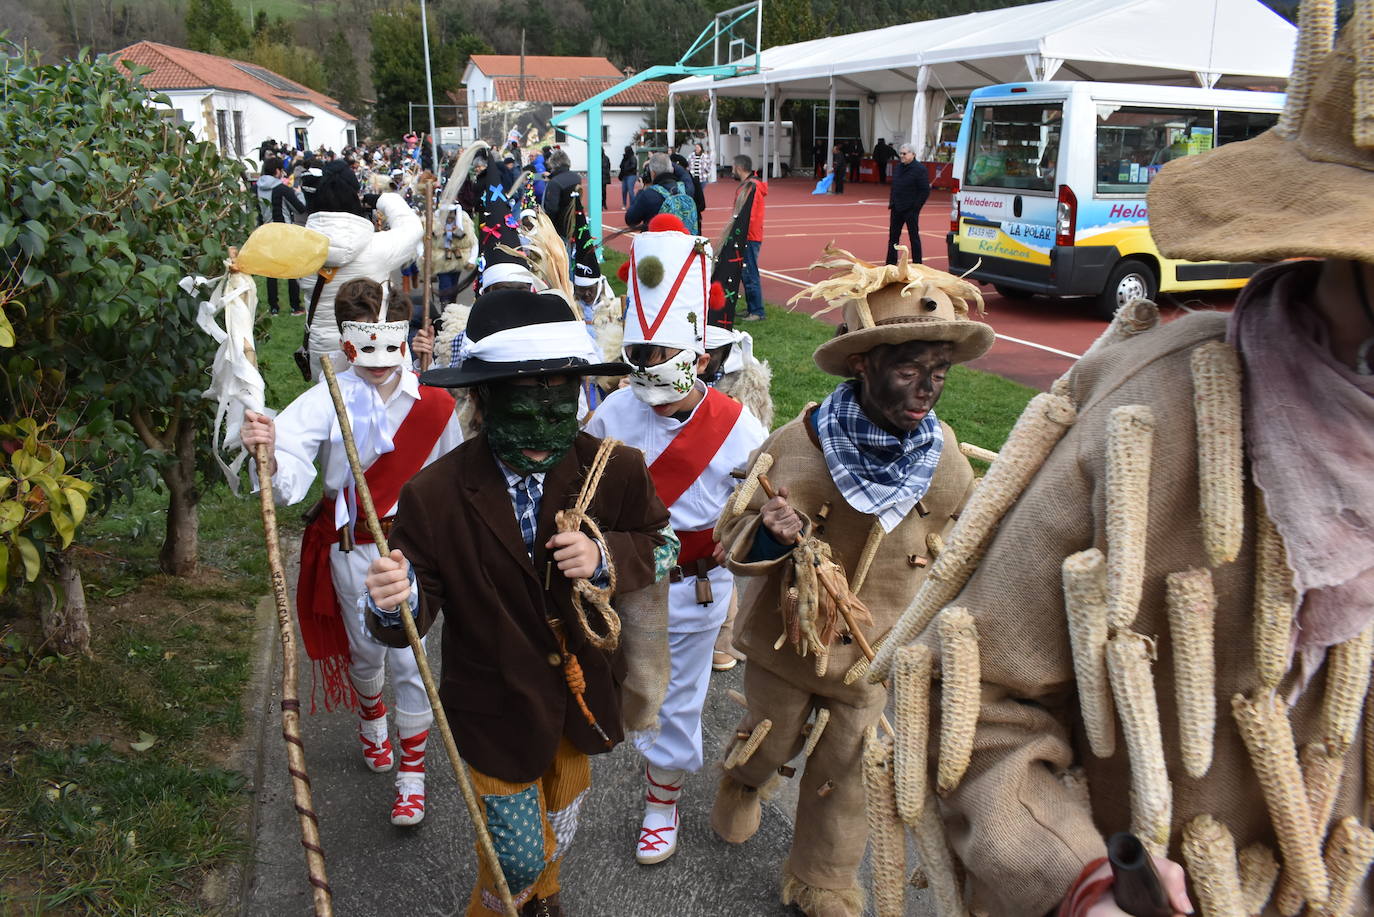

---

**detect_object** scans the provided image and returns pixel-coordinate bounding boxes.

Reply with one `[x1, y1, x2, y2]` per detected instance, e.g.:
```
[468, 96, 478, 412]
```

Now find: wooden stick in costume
[315, 356, 519, 917]
[195, 233, 334, 915]
[420, 172, 436, 372]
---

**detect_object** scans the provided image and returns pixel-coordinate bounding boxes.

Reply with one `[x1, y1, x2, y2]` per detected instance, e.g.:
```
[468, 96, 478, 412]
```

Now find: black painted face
[850, 341, 954, 436]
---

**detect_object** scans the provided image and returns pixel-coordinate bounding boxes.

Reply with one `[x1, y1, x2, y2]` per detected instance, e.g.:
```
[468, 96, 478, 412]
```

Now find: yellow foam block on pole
[233, 223, 330, 279]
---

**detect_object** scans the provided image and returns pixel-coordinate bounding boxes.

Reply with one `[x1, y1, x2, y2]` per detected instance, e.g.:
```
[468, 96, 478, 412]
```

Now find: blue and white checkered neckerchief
[496, 459, 545, 557]
[812, 380, 943, 533]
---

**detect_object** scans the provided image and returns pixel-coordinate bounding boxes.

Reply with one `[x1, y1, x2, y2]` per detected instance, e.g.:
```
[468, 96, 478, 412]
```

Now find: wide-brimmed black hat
[420, 289, 630, 388]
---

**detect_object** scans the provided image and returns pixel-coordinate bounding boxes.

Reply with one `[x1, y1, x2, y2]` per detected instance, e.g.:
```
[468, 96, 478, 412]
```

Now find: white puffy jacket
[300, 192, 422, 366]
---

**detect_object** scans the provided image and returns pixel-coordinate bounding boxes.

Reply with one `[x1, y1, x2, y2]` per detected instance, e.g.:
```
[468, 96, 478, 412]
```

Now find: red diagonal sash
[296, 380, 455, 711]
[647, 386, 744, 510]
[632, 248, 707, 340]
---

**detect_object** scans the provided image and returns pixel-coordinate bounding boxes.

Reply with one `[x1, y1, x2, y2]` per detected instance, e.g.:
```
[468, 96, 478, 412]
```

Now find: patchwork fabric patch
[652, 526, 681, 582]
[482, 786, 546, 896]
[547, 788, 588, 863]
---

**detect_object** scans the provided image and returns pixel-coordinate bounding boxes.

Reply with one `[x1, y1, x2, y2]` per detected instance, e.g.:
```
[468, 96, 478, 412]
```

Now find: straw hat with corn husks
[1149, 1, 1374, 263]
[792, 244, 995, 376]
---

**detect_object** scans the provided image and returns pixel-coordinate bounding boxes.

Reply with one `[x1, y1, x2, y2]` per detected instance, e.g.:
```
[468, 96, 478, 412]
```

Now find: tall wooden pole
[316, 357, 519, 917]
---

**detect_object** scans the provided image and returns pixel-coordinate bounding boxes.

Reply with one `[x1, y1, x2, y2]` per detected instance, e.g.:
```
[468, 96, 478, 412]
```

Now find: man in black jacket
[255, 157, 307, 314]
[886, 143, 930, 264]
[541, 148, 583, 239]
[873, 138, 894, 183]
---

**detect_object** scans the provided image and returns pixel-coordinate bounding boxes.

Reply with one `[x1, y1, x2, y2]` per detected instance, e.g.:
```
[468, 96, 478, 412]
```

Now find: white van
[945, 81, 1284, 319]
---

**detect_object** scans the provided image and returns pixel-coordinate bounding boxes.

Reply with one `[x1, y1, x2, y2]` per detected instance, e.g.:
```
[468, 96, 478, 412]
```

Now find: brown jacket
[930, 312, 1367, 915]
[369, 432, 669, 783]
[720, 408, 975, 705]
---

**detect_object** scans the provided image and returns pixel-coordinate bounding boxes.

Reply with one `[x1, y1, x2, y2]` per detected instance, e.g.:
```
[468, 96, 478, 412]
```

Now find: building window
[346, 128, 357, 148]
[602, 125, 610, 143]
[294, 127, 308, 150]
[215, 109, 230, 154]
[232, 110, 245, 157]
[555, 127, 567, 143]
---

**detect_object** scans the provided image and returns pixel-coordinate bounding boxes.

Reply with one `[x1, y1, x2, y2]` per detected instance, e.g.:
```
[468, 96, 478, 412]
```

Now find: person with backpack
[670, 152, 707, 234]
[625, 153, 699, 234]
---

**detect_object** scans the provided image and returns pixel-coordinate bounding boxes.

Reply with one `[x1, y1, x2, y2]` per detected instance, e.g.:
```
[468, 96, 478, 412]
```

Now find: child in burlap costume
[865, 13, 1374, 917]
[709, 248, 996, 917]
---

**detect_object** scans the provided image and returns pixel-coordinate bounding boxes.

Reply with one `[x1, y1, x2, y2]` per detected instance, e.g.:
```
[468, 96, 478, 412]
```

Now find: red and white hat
[620, 215, 716, 356]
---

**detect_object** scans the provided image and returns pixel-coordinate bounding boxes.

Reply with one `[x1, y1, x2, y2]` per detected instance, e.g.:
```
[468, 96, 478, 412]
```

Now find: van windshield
[964, 102, 1062, 192]
[1095, 105, 1214, 194]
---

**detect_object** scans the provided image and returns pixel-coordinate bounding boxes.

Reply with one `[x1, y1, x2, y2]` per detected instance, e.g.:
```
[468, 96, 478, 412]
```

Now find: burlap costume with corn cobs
[865, 17, 1374, 917]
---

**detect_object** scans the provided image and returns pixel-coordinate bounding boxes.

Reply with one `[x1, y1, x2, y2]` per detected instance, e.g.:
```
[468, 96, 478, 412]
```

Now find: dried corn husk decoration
[788, 243, 985, 323]
[1182, 814, 1246, 917]
[908, 785, 970, 917]
[844, 631, 888, 685]
[728, 451, 774, 521]
[849, 519, 885, 595]
[1106, 405, 1155, 629]
[1191, 341, 1245, 566]
[1238, 843, 1280, 917]
[725, 718, 772, 770]
[1277, 0, 1336, 137]
[802, 707, 831, 758]
[1319, 626, 1373, 755]
[870, 392, 1076, 680]
[1167, 567, 1217, 778]
[937, 608, 980, 796]
[1254, 499, 1298, 691]
[1052, 298, 1160, 391]
[862, 730, 907, 917]
[1063, 548, 1116, 759]
[926, 531, 945, 558]
[1232, 692, 1330, 909]
[1319, 817, 1374, 917]
[1107, 631, 1172, 854]
[892, 644, 933, 825]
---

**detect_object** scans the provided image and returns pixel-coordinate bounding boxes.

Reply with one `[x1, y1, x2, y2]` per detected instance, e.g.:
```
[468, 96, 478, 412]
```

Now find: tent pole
[826, 77, 836, 186]
[772, 92, 783, 178]
[707, 89, 718, 182]
[762, 85, 772, 180]
[667, 96, 676, 154]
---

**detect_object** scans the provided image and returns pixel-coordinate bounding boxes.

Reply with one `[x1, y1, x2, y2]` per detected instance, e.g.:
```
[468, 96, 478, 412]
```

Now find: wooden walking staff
[213, 245, 334, 917]
[315, 356, 519, 917]
[419, 172, 436, 373]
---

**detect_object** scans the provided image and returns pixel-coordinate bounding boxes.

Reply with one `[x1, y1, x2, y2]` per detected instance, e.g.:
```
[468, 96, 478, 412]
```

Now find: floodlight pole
[419, 0, 440, 171]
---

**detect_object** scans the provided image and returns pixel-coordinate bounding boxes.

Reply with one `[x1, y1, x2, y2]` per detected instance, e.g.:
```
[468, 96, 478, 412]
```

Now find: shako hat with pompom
[617, 214, 723, 356]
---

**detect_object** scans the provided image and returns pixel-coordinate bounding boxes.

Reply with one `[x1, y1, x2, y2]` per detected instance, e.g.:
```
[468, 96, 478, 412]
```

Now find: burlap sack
[616, 578, 670, 733]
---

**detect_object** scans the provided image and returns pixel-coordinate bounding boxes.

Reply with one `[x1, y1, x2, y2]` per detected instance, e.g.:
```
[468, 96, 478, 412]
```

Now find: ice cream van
[946, 81, 1284, 319]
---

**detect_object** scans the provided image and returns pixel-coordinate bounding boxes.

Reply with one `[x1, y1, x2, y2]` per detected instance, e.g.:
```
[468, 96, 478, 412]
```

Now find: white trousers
[328, 542, 431, 716]
[642, 626, 718, 773]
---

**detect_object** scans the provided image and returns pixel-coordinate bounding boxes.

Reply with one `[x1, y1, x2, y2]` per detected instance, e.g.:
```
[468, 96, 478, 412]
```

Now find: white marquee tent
[670, 0, 1295, 174]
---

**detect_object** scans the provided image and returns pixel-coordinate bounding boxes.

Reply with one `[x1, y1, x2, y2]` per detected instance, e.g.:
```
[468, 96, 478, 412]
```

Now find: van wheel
[1095, 259, 1157, 321]
[993, 283, 1033, 301]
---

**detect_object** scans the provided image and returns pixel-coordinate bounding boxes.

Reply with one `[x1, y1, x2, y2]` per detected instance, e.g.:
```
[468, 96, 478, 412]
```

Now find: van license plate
[964, 225, 997, 240]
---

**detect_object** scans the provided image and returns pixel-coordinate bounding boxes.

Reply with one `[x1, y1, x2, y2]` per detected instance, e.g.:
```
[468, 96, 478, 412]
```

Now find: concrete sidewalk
[238, 603, 937, 917]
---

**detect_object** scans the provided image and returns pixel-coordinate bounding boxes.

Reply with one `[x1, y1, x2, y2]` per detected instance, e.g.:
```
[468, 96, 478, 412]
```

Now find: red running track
[603, 176, 1236, 391]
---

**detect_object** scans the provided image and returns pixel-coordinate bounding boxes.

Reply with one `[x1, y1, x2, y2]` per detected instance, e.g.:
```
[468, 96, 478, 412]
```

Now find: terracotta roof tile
[490, 77, 669, 106]
[112, 41, 356, 123]
[468, 54, 623, 80]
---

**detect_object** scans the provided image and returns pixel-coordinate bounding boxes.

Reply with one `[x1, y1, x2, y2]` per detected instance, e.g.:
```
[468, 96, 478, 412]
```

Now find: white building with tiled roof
[461, 54, 669, 171]
[114, 40, 358, 162]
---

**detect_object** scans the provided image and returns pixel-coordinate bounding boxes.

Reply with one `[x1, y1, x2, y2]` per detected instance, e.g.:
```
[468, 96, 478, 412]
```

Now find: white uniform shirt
[586, 383, 767, 632]
[257, 367, 464, 527]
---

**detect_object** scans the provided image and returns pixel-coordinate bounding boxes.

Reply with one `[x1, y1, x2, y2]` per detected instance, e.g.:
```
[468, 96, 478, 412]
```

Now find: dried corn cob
[862, 730, 906, 917]
[727, 688, 748, 709]
[893, 644, 933, 824]
[958, 442, 999, 464]
[1063, 548, 1116, 759]
[813, 645, 829, 677]
[802, 707, 831, 759]
[909, 784, 970, 917]
[1167, 567, 1218, 778]
[1191, 342, 1245, 567]
[728, 451, 774, 520]
[1254, 500, 1298, 691]
[1060, 299, 1161, 388]
[870, 392, 1077, 680]
[725, 718, 772, 770]
[849, 518, 885, 595]
[1238, 843, 1279, 917]
[1277, 0, 1336, 137]
[1366, 682, 1374, 826]
[1106, 631, 1172, 854]
[1301, 742, 1347, 842]
[937, 608, 980, 796]
[1050, 376, 1072, 399]
[1106, 405, 1155, 629]
[844, 631, 889, 685]
[1232, 692, 1330, 909]
[1320, 626, 1373, 755]
[1319, 817, 1374, 917]
[1357, 0, 1374, 149]
[1182, 814, 1245, 917]
[927, 531, 945, 558]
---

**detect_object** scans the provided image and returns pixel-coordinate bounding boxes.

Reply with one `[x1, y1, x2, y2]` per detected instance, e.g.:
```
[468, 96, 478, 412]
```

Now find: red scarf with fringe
[297, 383, 454, 712]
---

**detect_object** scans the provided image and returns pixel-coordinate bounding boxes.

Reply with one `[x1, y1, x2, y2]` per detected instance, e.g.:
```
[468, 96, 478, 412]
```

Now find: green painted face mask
[482, 379, 581, 475]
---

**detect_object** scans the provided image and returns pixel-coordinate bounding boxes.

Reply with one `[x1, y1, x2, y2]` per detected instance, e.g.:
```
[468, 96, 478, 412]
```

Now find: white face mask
[626, 351, 698, 406]
[341, 320, 409, 368]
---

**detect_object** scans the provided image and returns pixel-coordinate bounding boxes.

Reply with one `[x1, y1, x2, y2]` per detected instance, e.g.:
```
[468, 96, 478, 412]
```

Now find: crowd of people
[234, 16, 1374, 914]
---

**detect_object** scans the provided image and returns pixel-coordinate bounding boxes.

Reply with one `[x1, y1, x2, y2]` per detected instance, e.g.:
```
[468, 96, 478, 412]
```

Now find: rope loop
[554, 437, 622, 651]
